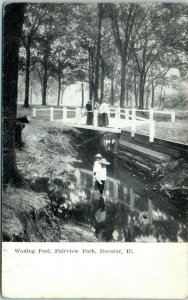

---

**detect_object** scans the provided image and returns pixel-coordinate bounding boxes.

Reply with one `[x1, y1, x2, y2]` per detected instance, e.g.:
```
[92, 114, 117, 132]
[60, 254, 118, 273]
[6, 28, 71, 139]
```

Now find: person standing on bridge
[93, 102, 100, 127]
[86, 100, 93, 125]
[99, 101, 109, 127]
[95, 158, 110, 195]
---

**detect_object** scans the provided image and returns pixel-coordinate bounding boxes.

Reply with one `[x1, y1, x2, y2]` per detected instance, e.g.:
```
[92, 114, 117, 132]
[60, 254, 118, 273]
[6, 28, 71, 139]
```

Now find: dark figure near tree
[86, 101, 93, 125]
[15, 116, 30, 149]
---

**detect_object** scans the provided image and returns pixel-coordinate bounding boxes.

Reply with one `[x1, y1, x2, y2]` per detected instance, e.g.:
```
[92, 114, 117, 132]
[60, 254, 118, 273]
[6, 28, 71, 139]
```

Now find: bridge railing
[32, 106, 80, 122]
[33, 106, 175, 123]
[32, 106, 175, 143]
[107, 107, 155, 141]
[108, 107, 175, 123]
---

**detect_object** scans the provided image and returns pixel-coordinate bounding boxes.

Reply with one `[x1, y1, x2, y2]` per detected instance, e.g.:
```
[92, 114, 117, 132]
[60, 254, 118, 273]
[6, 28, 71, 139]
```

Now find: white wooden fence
[32, 106, 175, 143]
[109, 107, 175, 123]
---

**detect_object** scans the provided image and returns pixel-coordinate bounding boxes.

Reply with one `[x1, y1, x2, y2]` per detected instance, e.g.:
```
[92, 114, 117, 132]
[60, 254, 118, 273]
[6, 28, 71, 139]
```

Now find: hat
[100, 158, 110, 165]
[95, 153, 102, 158]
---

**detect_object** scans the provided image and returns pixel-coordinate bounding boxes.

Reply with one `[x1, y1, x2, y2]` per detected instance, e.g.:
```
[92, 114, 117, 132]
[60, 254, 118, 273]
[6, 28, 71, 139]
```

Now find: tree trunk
[60, 89, 63, 105]
[30, 87, 32, 105]
[57, 75, 61, 106]
[145, 91, 149, 109]
[134, 70, 138, 107]
[61, 87, 66, 106]
[24, 45, 31, 107]
[3, 3, 25, 186]
[94, 4, 102, 103]
[163, 87, 166, 109]
[110, 77, 115, 106]
[100, 64, 104, 104]
[21, 90, 23, 102]
[139, 73, 145, 109]
[120, 54, 126, 108]
[81, 83, 84, 107]
[42, 67, 48, 106]
[151, 81, 155, 108]
[88, 49, 94, 101]
[126, 85, 129, 106]
[88, 50, 91, 100]
[159, 86, 164, 109]
[114, 80, 118, 103]
[130, 95, 132, 107]
[42, 43, 50, 106]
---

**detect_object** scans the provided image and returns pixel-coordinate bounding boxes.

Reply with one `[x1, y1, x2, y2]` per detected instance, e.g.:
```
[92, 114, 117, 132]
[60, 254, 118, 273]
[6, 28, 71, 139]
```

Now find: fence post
[131, 108, 136, 137]
[149, 120, 155, 142]
[50, 107, 54, 122]
[149, 108, 154, 122]
[115, 107, 120, 128]
[115, 107, 120, 119]
[93, 109, 98, 127]
[171, 111, 175, 123]
[63, 107, 67, 122]
[132, 107, 136, 120]
[32, 108, 36, 118]
[125, 109, 129, 121]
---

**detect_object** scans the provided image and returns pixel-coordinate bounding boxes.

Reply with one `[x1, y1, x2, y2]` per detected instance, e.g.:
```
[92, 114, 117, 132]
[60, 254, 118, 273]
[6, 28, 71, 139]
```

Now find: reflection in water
[103, 134, 115, 152]
[50, 167, 187, 242]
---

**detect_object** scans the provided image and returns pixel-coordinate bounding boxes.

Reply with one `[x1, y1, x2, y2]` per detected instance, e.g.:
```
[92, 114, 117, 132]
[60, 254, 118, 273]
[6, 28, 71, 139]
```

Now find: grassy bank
[17, 119, 81, 180]
[3, 112, 96, 241]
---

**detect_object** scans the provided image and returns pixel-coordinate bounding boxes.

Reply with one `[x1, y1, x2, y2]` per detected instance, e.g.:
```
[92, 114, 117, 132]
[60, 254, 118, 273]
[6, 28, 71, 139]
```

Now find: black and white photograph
[2, 2, 188, 244]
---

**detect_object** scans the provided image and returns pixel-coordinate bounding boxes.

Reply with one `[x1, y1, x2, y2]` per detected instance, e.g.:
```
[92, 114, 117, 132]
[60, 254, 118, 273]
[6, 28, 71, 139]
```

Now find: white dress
[93, 160, 101, 175]
[93, 109, 99, 127]
[97, 167, 107, 181]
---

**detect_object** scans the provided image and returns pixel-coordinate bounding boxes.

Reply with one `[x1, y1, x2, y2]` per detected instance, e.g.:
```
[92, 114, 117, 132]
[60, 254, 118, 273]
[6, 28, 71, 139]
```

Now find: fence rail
[32, 106, 176, 143]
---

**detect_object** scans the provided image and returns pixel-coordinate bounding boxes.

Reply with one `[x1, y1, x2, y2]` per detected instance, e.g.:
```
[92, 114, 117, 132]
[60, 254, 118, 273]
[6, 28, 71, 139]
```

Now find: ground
[17, 119, 81, 181]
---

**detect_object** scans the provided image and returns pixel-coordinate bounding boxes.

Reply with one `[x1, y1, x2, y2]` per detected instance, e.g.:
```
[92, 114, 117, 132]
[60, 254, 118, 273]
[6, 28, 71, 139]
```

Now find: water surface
[59, 132, 188, 242]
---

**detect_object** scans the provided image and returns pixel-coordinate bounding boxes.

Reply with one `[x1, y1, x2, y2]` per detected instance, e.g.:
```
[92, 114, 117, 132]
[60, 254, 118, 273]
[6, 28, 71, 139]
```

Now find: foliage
[18, 3, 187, 109]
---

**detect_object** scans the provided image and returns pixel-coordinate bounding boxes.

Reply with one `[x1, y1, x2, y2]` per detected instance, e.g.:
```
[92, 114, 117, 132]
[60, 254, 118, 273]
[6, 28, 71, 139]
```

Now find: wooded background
[18, 3, 188, 109]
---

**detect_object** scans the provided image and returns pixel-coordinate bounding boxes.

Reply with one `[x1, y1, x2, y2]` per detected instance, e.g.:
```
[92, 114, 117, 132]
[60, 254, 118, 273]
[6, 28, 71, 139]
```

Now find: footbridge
[32, 106, 175, 143]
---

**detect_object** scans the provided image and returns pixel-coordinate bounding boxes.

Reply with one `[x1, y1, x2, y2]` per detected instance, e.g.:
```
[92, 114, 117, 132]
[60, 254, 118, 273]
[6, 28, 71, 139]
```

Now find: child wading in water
[94, 158, 110, 195]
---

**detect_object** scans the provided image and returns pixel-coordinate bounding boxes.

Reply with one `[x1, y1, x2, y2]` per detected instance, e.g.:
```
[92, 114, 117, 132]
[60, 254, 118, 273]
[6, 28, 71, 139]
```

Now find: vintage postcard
[1, 2, 188, 298]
